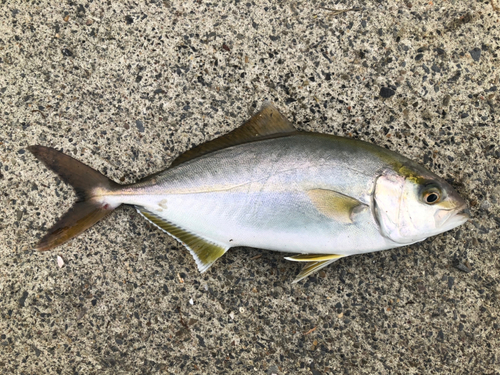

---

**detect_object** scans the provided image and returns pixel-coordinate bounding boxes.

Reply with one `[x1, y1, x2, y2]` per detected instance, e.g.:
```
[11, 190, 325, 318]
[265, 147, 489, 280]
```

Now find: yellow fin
[291, 258, 343, 283]
[137, 208, 228, 273]
[307, 189, 366, 224]
[170, 102, 297, 167]
[284, 253, 345, 262]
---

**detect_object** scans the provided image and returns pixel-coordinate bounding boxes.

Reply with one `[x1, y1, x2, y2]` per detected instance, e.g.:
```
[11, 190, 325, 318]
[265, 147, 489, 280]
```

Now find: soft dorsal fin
[170, 102, 297, 167]
[136, 207, 229, 273]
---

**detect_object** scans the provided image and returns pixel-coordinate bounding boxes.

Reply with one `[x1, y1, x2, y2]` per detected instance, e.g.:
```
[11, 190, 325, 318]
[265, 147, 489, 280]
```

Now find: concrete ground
[1, 0, 499, 374]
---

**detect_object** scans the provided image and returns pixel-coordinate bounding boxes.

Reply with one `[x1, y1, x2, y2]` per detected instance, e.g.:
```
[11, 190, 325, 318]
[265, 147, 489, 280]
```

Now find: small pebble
[431, 64, 441, 73]
[448, 276, 455, 290]
[452, 259, 471, 273]
[135, 120, 144, 132]
[62, 48, 73, 57]
[469, 48, 481, 62]
[380, 87, 395, 98]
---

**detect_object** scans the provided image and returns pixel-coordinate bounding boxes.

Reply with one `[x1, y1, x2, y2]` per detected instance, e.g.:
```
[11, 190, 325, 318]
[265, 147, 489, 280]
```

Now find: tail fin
[28, 145, 120, 251]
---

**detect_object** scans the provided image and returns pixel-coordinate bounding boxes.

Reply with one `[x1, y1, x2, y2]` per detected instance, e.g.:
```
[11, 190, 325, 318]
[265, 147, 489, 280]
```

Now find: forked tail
[28, 145, 120, 251]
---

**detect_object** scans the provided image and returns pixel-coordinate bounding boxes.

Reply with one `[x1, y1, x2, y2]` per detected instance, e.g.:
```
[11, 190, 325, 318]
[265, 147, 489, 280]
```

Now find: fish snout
[457, 206, 471, 220]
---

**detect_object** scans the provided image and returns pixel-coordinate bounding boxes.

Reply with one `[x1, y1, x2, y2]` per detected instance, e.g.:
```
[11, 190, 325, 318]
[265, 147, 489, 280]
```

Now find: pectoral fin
[137, 208, 228, 273]
[307, 189, 367, 224]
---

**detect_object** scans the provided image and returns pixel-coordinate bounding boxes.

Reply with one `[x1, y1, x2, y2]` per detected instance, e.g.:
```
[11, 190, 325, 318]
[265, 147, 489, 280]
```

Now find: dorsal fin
[170, 102, 297, 167]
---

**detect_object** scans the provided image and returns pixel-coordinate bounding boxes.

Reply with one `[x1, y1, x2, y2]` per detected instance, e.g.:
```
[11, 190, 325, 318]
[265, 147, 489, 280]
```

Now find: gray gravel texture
[1, 1, 500, 374]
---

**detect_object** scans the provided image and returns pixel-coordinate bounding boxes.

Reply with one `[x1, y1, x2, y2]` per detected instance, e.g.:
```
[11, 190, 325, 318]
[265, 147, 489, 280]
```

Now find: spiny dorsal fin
[137, 208, 229, 273]
[291, 258, 342, 284]
[307, 189, 367, 224]
[170, 102, 297, 167]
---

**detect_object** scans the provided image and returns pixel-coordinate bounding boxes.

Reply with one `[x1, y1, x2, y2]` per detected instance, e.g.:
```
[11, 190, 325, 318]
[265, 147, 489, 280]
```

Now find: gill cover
[373, 171, 410, 244]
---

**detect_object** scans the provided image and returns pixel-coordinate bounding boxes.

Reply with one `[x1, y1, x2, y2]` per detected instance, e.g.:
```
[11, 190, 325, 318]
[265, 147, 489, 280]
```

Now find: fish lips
[434, 204, 470, 232]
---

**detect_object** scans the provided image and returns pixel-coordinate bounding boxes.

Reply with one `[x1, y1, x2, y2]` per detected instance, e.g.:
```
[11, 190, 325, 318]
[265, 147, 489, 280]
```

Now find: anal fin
[284, 254, 345, 283]
[137, 208, 228, 273]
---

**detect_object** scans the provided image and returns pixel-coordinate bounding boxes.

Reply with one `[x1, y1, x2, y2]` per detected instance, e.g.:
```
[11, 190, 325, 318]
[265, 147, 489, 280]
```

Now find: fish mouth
[437, 204, 470, 231]
[456, 206, 471, 220]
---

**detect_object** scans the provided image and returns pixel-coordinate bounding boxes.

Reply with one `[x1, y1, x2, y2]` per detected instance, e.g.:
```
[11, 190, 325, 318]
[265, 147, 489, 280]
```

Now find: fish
[28, 102, 470, 282]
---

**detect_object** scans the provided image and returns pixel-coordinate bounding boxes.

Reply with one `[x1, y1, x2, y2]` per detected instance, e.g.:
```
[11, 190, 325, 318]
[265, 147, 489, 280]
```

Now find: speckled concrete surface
[1, 1, 499, 374]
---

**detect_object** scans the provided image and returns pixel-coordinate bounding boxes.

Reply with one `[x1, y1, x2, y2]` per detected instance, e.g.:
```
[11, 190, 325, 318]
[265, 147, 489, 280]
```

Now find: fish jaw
[434, 205, 470, 233]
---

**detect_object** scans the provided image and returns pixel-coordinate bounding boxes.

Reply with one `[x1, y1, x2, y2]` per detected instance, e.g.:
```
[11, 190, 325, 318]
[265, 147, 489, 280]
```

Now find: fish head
[374, 164, 469, 244]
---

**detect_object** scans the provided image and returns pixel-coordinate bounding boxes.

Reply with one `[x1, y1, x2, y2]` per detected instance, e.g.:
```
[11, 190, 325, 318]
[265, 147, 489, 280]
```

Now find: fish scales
[115, 135, 391, 254]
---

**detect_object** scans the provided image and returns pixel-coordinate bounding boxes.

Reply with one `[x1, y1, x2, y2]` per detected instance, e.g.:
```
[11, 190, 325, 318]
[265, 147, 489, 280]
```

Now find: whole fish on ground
[29, 103, 469, 282]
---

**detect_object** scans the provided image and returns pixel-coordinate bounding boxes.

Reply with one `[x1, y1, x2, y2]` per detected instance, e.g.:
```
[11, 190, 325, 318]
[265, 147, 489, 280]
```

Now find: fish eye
[419, 182, 442, 205]
[423, 191, 440, 204]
